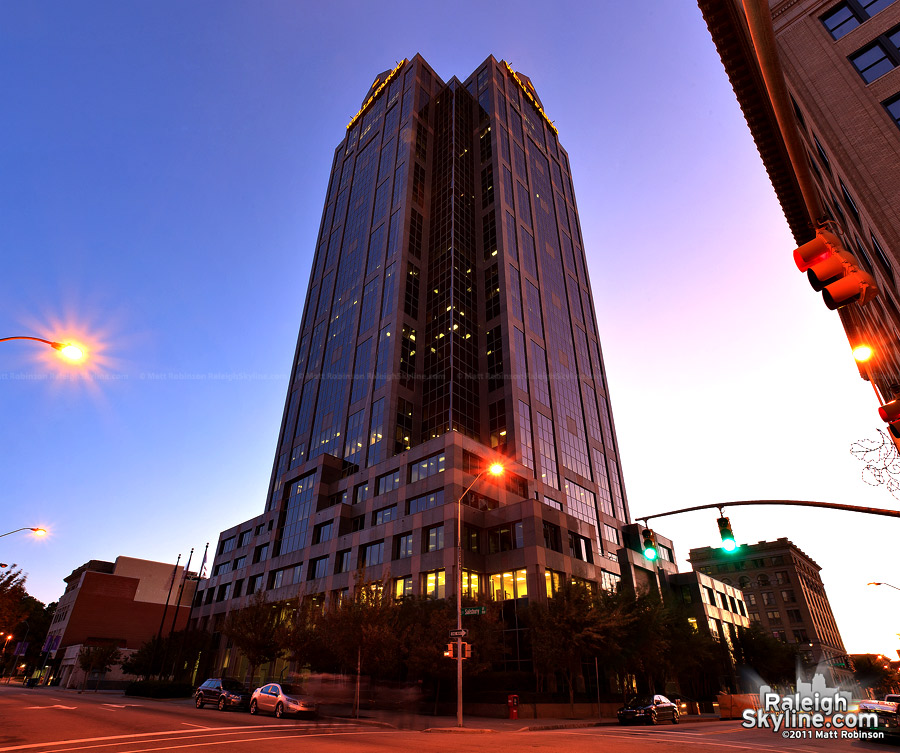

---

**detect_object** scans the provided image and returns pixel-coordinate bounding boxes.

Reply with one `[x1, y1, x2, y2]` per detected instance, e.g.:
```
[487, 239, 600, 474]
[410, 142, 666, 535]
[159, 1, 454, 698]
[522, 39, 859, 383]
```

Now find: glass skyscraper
[193, 54, 634, 670]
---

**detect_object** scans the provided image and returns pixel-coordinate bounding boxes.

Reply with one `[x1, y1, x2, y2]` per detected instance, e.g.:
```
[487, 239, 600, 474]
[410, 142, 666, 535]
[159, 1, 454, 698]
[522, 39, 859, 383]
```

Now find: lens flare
[852, 345, 874, 362]
[57, 344, 85, 361]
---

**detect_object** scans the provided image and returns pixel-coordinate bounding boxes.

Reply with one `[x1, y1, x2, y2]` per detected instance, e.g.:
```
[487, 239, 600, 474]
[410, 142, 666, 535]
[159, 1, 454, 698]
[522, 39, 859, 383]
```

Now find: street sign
[449, 629, 468, 638]
[461, 606, 486, 616]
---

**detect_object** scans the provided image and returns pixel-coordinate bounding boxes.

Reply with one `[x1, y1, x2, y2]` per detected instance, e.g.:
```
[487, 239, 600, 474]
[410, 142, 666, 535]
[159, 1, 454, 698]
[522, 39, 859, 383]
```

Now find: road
[0, 685, 893, 752]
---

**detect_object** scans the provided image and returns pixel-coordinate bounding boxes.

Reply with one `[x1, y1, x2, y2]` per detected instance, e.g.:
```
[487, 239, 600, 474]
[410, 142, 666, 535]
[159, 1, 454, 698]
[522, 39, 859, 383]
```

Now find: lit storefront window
[544, 569, 561, 598]
[462, 569, 480, 598]
[394, 575, 413, 599]
[490, 569, 528, 601]
[423, 569, 445, 599]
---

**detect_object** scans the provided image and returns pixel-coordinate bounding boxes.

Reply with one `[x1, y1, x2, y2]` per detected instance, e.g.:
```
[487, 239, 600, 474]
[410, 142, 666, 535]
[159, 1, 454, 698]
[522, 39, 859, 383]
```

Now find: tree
[732, 624, 798, 688]
[121, 635, 166, 680]
[317, 574, 401, 682]
[278, 595, 328, 673]
[529, 581, 632, 714]
[77, 644, 122, 693]
[853, 655, 900, 698]
[659, 600, 730, 699]
[222, 591, 283, 686]
[0, 568, 28, 634]
[167, 628, 213, 683]
[617, 592, 672, 695]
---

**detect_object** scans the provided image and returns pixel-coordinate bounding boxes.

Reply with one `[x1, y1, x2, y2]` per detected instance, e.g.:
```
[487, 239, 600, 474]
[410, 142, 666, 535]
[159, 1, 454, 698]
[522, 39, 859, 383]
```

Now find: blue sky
[1, 1, 896, 655]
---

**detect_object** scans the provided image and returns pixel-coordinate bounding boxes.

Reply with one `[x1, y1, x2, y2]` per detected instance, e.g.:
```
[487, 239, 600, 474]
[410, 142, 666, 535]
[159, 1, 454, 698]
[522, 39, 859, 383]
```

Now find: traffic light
[793, 229, 878, 310]
[878, 399, 900, 424]
[717, 516, 738, 553]
[641, 529, 658, 561]
[462, 642, 472, 659]
[444, 643, 454, 658]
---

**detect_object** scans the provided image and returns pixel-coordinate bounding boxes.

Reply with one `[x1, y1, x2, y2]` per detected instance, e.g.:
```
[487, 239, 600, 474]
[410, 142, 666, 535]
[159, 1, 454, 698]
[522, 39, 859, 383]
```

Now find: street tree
[77, 644, 122, 692]
[278, 595, 328, 673]
[852, 655, 900, 697]
[732, 624, 798, 688]
[529, 581, 632, 713]
[121, 636, 166, 680]
[318, 573, 401, 682]
[0, 567, 28, 633]
[618, 592, 672, 695]
[660, 600, 731, 698]
[222, 590, 284, 687]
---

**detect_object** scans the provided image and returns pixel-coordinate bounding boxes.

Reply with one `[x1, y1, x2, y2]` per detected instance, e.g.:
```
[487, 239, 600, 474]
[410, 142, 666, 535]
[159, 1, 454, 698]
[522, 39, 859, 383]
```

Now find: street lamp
[0, 336, 85, 362]
[0, 527, 47, 539]
[868, 582, 900, 591]
[455, 461, 503, 728]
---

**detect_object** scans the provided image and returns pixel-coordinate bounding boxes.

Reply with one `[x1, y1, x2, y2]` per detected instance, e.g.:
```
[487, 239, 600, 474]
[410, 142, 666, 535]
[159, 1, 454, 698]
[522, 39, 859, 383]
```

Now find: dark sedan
[617, 694, 679, 725]
[194, 678, 252, 711]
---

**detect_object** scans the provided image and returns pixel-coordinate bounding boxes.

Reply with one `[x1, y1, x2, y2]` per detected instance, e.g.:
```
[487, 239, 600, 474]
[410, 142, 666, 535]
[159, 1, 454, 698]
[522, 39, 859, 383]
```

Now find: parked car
[617, 694, 679, 725]
[858, 695, 900, 739]
[194, 678, 252, 711]
[249, 682, 318, 719]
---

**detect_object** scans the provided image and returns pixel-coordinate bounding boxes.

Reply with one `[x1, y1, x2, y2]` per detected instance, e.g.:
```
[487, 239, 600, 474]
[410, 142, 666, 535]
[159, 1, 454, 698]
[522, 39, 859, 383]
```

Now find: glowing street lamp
[455, 461, 503, 728]
[0, 527, 47, 539]
[0, 336, 85, 362]
[868, 582, 900, 592]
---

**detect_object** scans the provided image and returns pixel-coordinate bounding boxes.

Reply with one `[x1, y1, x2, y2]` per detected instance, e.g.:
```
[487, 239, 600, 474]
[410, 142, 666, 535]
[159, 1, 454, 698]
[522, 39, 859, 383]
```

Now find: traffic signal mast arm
[637, 498, 900, 526]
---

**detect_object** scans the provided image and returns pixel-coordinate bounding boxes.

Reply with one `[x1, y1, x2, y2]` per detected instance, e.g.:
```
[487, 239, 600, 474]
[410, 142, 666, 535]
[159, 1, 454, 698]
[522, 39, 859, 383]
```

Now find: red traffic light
[793, 230, 878, 310]
[879, 400, 900, 424]
[794, 229, 841, 272]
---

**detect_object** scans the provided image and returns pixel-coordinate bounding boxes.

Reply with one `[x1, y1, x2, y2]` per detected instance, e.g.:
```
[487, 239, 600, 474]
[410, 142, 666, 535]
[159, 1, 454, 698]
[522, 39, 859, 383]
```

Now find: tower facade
[192, 55, 632, 672]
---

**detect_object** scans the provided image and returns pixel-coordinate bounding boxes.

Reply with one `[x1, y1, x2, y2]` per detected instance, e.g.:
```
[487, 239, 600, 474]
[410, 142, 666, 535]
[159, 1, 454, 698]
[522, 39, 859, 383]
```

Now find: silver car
[249, 682, 318, 719]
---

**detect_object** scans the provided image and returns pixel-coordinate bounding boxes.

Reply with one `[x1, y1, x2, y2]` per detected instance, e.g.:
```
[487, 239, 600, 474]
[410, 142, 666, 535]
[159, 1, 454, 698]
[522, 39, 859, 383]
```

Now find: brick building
[689, 537, 853, 687]
[44, 556, 196, 687]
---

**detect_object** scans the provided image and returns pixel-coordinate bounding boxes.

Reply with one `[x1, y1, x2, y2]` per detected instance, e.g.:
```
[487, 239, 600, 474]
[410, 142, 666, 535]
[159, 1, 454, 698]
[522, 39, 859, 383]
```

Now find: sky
[1, 1, 897, 657]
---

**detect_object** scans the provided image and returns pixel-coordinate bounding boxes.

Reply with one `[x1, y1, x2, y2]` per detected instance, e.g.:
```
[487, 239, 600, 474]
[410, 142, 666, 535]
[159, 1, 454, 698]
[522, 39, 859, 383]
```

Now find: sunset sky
[2, 1, 896, 656]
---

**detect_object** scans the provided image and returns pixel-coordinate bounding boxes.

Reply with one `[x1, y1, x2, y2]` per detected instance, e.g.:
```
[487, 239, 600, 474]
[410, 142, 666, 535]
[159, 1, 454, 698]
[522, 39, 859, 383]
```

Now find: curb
[519, 722, 606, 731]
[323, 716, 397, 729]
[423, 727, 498, 734]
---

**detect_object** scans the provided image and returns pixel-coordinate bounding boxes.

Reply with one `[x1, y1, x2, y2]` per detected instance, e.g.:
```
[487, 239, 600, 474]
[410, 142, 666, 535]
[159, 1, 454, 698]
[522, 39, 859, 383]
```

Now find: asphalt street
[0, 685, 894, 752]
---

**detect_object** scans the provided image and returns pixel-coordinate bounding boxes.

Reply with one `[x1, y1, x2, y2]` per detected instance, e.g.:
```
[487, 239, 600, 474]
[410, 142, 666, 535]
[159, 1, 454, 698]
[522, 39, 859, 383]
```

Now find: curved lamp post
[0, 336, 84, 362]
[0, 528, 47, 539]
[868, 582, 900, 592]
[456, 461, 503, 728]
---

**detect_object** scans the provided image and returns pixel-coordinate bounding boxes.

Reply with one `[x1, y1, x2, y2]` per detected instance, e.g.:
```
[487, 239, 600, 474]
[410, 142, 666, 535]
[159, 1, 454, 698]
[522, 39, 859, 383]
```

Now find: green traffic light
[640, 528, 658, 561]
[717, 515, 738, 553]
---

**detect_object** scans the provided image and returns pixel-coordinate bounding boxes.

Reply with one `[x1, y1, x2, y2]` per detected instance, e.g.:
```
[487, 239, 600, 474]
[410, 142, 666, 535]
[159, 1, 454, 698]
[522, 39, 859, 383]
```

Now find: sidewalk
[326, 706, 725, 733]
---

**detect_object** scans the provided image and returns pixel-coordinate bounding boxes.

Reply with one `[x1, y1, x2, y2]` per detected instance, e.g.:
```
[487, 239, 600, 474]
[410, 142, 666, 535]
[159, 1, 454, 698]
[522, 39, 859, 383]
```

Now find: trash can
[507, 694, 519, 720]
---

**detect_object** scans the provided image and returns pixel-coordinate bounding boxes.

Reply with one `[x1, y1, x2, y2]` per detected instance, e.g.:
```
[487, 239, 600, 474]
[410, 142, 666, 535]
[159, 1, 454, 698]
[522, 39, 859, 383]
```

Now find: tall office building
[697, 0, 900, 410]
[192, 55, 632, 672]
